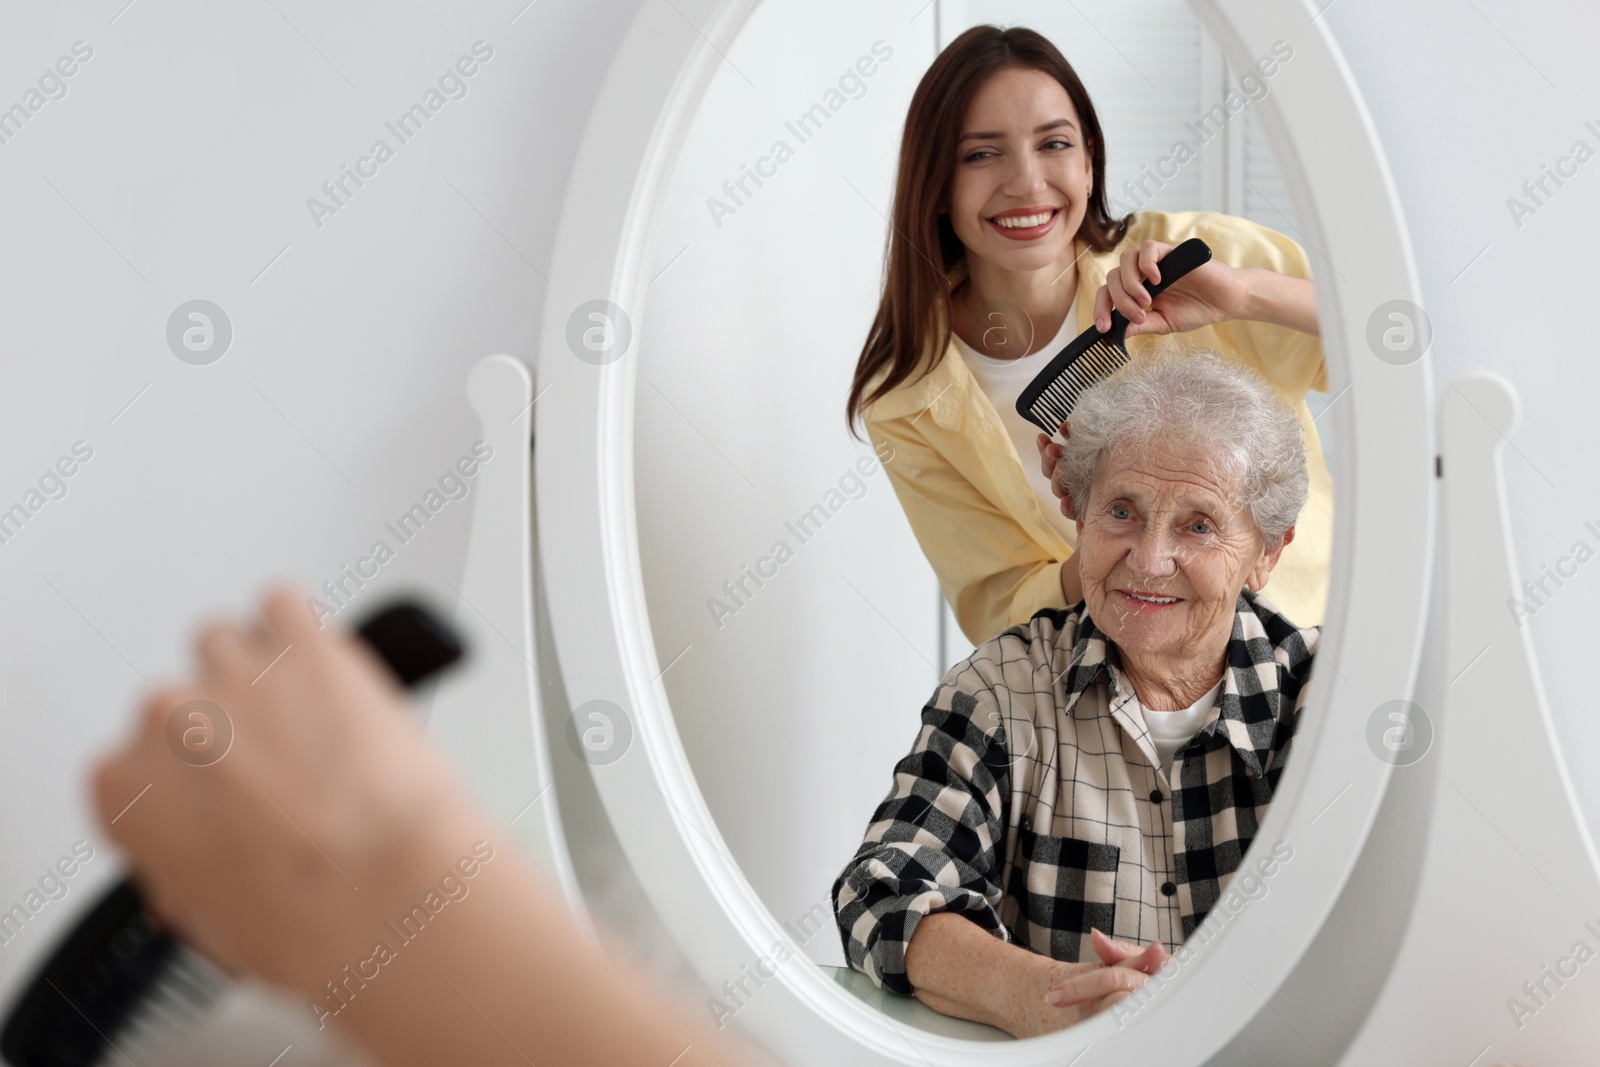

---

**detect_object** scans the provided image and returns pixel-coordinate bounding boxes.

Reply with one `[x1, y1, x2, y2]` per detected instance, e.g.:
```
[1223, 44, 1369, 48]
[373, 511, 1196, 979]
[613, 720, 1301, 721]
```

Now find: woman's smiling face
[1075, 436, 1289, 665]
[946, 66, 1094, 269]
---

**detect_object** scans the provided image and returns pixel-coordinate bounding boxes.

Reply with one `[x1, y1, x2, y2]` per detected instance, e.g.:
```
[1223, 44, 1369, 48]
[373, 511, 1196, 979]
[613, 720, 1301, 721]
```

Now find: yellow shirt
[861, 210, 1332, 645]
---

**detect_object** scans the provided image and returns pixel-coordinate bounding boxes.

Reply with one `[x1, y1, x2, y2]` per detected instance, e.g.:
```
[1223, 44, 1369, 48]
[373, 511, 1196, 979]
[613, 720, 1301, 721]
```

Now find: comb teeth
[1025, 339, 1130, 430]
[1, 600, 466, 1067]
[99, 950, 227, 1067]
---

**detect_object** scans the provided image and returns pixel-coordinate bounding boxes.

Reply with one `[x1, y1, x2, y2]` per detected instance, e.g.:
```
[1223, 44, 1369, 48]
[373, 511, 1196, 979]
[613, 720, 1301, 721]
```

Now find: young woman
[847, 25, 1332, 644]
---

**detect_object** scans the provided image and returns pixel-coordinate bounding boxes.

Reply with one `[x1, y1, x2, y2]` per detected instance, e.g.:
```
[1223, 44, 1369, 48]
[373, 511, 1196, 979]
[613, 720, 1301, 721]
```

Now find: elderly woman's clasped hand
[903, 912, 1171, 1038]
[1048, 929, 1171, 1007]
[1005, 929, 1172, 1037]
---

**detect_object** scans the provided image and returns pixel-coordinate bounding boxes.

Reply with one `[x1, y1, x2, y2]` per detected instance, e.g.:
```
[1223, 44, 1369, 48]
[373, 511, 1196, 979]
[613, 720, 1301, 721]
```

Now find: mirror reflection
[639, 0, 1334, 1038]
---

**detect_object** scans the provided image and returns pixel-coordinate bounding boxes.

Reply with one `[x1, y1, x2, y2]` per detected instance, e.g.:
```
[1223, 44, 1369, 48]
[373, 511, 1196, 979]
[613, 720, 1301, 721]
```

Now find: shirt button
[1161, 881, 1177, 897]
[1149, 789, 1163, 803]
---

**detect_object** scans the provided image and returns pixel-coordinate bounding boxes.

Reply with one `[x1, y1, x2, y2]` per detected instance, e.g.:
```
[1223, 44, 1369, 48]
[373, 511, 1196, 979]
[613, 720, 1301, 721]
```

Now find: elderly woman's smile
[1077, 438, 1291, 706]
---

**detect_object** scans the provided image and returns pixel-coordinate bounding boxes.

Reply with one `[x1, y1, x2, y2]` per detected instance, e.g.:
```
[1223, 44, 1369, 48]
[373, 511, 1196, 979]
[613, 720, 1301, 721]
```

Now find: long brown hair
[846, 25, 1131, 434]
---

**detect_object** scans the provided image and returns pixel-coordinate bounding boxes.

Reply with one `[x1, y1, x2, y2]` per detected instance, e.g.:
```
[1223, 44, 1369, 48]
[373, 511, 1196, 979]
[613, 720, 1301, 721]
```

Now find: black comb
[0, 598, 465, 1067]
[1016, 237, 1213, 434]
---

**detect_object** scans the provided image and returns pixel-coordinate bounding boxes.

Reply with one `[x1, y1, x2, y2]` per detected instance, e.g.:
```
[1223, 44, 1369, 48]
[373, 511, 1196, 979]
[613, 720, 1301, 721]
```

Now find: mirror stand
[1316, 373, 1600, 1064]
[428, 355, 587, 920]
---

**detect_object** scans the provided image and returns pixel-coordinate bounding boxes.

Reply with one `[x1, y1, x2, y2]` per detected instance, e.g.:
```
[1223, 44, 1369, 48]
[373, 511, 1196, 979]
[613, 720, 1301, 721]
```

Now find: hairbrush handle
[0, 599, 465, 1067]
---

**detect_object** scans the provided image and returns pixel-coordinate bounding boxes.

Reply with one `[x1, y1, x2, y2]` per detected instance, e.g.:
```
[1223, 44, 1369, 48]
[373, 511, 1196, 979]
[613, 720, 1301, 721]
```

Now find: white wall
[0, 0, 633, 988]
[1332, 0, 1600, 831]
[0, 0, 1595, 1037]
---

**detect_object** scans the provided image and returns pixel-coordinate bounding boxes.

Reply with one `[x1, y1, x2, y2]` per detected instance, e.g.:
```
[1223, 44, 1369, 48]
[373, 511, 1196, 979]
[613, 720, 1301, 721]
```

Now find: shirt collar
[1057, 591, 1320, 778]
[858, 313, 971, 430]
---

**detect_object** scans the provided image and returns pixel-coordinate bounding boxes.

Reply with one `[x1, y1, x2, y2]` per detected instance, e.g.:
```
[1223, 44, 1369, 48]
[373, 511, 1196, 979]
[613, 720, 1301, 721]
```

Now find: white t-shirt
[1131, 679, 1224, 784]
[953, 311, 1080, 545]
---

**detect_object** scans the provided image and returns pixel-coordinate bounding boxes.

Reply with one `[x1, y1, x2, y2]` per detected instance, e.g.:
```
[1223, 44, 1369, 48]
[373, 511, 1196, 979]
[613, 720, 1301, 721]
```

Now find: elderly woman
[831, 350, 1319, 1038]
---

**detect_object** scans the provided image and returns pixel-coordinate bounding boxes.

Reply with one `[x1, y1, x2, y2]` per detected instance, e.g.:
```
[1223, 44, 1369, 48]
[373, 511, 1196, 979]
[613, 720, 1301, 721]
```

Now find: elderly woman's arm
[905, 913, 1164, 1037]
[830, 687, 1012, 995]
[831, 683, 1157, 1037]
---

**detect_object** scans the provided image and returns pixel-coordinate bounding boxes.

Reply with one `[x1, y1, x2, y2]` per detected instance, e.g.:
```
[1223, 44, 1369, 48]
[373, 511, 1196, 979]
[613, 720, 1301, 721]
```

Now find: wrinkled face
[1075, 437, 1287, 664]
[946, 66, 1093, 272]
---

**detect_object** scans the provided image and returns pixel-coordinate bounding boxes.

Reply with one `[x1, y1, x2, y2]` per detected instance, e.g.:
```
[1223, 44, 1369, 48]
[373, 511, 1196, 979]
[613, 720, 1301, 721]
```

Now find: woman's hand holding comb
[87, 587, 755, 1067]
[88, 586, 487, 995]
[1094, 239, 1244, 336]
[1093, 238, 1320, 338]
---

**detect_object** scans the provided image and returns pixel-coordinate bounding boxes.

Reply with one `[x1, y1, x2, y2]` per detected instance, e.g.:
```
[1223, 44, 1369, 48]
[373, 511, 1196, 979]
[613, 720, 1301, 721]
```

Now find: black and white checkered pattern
[831, 591, 1318, 995]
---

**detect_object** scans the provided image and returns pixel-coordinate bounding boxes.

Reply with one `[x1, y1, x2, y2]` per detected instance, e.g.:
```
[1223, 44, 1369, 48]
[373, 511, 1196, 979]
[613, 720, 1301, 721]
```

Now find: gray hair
[1056, 348, 1309, 547]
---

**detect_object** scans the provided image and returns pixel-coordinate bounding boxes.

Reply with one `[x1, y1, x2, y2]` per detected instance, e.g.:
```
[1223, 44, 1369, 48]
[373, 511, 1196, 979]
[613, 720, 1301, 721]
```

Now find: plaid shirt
[831, 591, 1319, 995]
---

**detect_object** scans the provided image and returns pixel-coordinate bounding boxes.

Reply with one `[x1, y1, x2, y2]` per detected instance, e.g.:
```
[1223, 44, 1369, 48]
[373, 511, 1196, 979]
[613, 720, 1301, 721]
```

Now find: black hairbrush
[0, 599, 465, 1067]
[1015, 237, 1213, 434]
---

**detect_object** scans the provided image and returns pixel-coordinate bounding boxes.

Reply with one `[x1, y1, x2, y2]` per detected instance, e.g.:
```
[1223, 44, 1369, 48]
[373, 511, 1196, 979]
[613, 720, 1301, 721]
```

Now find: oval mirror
[537, 0, 1433, 1062]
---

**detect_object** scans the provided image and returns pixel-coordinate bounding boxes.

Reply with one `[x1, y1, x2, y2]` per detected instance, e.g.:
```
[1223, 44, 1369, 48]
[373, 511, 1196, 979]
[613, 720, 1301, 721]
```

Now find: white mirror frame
[535, 0, 1434, 1062]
